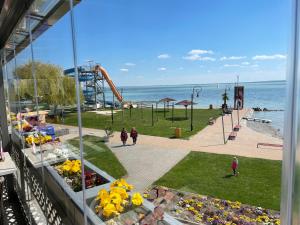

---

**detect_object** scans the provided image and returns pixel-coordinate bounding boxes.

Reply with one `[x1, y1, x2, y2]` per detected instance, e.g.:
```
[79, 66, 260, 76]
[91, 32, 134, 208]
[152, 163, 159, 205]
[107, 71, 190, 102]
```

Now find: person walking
[231, 157, 239, 176]
[130, 127, 138, 145]
[120, 128, 128, 146]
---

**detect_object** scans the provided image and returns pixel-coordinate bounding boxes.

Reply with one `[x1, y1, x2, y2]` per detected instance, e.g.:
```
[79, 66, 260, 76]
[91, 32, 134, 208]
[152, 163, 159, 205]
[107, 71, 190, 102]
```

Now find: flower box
[52, 158, 110, 192]
[85, 179, 182, 225]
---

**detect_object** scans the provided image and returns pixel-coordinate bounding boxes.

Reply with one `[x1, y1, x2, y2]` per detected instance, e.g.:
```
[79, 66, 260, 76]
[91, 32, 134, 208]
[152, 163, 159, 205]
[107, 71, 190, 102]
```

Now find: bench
[257, 143, 283, 148]
[228, 132, 237, 140]
[208, 117, 216, 125]
[233, 125, 241, 131]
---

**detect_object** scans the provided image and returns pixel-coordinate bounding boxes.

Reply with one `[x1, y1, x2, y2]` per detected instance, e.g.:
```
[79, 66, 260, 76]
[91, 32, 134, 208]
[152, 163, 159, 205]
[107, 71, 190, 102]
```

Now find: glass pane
[70, 1, 287, 224]
[28, 1, 86, 224]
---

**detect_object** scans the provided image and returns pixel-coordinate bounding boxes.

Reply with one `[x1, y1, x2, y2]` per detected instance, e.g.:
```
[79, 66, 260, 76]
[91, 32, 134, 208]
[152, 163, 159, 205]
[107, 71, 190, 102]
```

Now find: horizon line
[116, 79, 286, 88]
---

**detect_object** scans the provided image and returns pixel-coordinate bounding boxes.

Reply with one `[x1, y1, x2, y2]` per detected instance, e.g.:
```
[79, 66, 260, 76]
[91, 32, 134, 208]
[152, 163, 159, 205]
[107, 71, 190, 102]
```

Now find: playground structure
[64, 64, 123, 109]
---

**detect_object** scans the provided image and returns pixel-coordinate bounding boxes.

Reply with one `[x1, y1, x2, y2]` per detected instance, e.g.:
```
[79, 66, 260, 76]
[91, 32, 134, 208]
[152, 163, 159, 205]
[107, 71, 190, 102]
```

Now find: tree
[15, 61, 83, 112]
[222, 90, 229, 109]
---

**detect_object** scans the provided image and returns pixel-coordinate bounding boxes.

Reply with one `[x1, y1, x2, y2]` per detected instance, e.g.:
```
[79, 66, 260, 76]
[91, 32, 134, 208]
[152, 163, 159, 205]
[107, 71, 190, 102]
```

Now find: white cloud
[252, 54, 286, 60]
[136, 75, 144, 79]
[200, 57, 216, 61]
[183, 49, 215, 61]
[188, 49, 213, 55]
[251, 64, 259, 68]
[124, 62, 136, 66]
[158, 67, 167, 71]
[241, 61, 250, 65]
[157, 54, 170, 59]
[120, 68, 129, 72]
[220, 56, 246, 61]
[224, 64, 241, 67]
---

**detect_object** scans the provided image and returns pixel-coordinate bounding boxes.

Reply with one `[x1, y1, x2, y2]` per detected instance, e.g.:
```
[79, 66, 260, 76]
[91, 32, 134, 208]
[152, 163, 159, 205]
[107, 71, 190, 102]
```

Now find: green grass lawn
[54, 108, 221, 138]
[68, 135, 127, 179]
[155, 152, 282, 210]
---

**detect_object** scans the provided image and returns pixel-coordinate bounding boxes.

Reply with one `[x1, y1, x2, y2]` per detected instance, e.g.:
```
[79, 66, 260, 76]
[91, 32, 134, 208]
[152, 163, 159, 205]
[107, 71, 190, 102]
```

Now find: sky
[27, 0, 291, 86]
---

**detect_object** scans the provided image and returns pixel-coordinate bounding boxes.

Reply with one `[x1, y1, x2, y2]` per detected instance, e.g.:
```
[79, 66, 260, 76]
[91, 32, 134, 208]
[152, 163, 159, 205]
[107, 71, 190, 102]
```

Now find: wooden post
[222, 114, 226, 144]
[130, 105, 132, 118]
[185, 106, 188, 119]
[156, 102, 158, 121]
[172, 103, 174, 123]
[152, 104, 154, 126]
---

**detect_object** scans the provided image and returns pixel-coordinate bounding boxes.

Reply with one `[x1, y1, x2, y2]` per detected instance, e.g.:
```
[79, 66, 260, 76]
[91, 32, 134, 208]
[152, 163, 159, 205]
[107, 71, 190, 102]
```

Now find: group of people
[120, 127, 138, 146]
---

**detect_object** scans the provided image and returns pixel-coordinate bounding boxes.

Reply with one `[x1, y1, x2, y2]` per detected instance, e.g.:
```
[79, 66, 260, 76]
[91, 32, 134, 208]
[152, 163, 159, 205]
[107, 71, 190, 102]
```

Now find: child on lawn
[231, 157, 239, 176]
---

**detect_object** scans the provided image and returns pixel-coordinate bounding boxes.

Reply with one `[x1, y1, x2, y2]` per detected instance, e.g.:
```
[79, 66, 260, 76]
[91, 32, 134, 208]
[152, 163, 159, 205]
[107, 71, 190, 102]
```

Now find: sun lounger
[228, 132, 237, 140]
[233, 125, 241, 131]
[257, 143, 283, 148]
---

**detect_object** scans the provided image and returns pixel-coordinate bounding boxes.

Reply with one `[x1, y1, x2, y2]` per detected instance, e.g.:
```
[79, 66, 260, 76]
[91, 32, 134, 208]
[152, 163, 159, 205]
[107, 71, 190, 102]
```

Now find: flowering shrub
[95, 179, 143, 219]
[144, 186, 280, 225]
[55, 159, 107, 192]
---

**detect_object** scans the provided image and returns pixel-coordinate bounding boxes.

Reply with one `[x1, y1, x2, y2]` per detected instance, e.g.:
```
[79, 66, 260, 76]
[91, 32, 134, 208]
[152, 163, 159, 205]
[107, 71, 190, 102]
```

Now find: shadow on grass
[111, 144, 132, 148]
[165, 117, 189, 121]
[223, 174, 234, 179]
[155, 109, 170, 113]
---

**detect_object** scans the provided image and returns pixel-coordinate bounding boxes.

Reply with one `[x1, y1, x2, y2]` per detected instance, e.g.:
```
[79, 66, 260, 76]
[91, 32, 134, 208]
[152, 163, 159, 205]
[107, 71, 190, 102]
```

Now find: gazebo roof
[175, 100, 196, 106]
[158, 97, 176, 103]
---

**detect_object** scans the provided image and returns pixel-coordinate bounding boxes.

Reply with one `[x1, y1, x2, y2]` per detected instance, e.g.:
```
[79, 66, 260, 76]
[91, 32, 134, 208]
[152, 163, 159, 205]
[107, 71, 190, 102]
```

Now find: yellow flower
[111, 179, 134, 191]
[115, 203, 124, 213]
[102, 203, 118, 218]
[131, 193, 143, 206]
[100, 196, 111, 208]
[110, 187, 128, 200]
[110, 192, 122, 205]
[96, 189, 109, 201]
[71, 165, 81, 173]
[62, 164, 71, 172]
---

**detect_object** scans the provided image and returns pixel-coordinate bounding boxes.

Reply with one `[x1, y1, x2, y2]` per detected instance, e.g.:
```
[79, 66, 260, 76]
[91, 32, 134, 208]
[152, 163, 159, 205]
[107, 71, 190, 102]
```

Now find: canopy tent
[175, 100, 196, 119]
[158, 97, 176, 117]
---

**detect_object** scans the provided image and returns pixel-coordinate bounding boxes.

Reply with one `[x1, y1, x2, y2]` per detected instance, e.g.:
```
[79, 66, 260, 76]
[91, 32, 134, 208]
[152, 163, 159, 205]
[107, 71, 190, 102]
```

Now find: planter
[53, 159, 109, 192]
[85, 179, 182, 225]
[44, 155, 115, 225]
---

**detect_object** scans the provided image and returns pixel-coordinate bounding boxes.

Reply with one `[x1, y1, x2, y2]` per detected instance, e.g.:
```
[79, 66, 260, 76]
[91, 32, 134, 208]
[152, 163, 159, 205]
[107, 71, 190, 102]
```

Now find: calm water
[104, 80, 286, 133]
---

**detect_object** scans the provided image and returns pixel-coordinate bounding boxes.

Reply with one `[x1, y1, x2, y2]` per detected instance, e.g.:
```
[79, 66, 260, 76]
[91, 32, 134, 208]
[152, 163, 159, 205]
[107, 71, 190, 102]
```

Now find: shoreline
[246, 120, 283, 140]
[244, 109, 283, 140]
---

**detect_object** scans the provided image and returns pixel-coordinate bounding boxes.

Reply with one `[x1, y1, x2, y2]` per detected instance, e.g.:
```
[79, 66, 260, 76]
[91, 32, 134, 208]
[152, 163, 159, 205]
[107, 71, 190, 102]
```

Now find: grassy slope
[155, 152, 282, 210]
[54, 108, 221, 138]
[68, 135, 127, 179]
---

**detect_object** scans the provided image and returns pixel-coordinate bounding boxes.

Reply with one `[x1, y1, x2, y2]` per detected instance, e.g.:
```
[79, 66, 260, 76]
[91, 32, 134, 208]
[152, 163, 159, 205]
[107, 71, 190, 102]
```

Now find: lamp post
[111, 94, 114, 124]
[191, 87, 202, 131]
[121, 88, 124, 122]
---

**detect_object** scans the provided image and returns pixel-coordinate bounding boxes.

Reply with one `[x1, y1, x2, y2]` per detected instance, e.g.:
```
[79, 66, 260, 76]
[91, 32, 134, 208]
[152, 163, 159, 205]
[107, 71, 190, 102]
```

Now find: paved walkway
[53, 108, 283, 191]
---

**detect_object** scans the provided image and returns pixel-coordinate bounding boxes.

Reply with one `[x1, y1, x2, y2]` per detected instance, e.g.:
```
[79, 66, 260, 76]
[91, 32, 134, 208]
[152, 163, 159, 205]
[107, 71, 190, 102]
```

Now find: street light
[191, 87, 202, 131]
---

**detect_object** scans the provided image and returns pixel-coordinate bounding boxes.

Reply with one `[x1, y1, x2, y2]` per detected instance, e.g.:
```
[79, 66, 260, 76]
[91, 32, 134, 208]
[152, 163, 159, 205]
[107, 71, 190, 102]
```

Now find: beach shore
[247, 120, 283, 140]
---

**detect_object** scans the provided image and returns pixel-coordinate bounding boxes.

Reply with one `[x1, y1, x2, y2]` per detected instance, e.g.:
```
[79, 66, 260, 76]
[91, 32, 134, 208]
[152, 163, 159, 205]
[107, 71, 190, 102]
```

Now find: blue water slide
[78, 75, 94, 82]
[64, 67, 84, 75]
[83, 90, 95, 96]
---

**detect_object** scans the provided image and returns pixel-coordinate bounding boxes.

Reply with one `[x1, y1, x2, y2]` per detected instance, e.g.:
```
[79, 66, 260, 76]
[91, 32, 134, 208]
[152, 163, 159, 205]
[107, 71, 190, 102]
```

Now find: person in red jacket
[231, 157, 239, 176]
[120, 128, 128, 146]
[130, 127, 138, 145]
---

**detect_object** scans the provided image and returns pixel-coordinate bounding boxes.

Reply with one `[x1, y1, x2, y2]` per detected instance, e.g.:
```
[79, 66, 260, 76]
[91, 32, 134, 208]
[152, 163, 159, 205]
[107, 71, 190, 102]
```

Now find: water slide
[95, 65, 123, 102]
